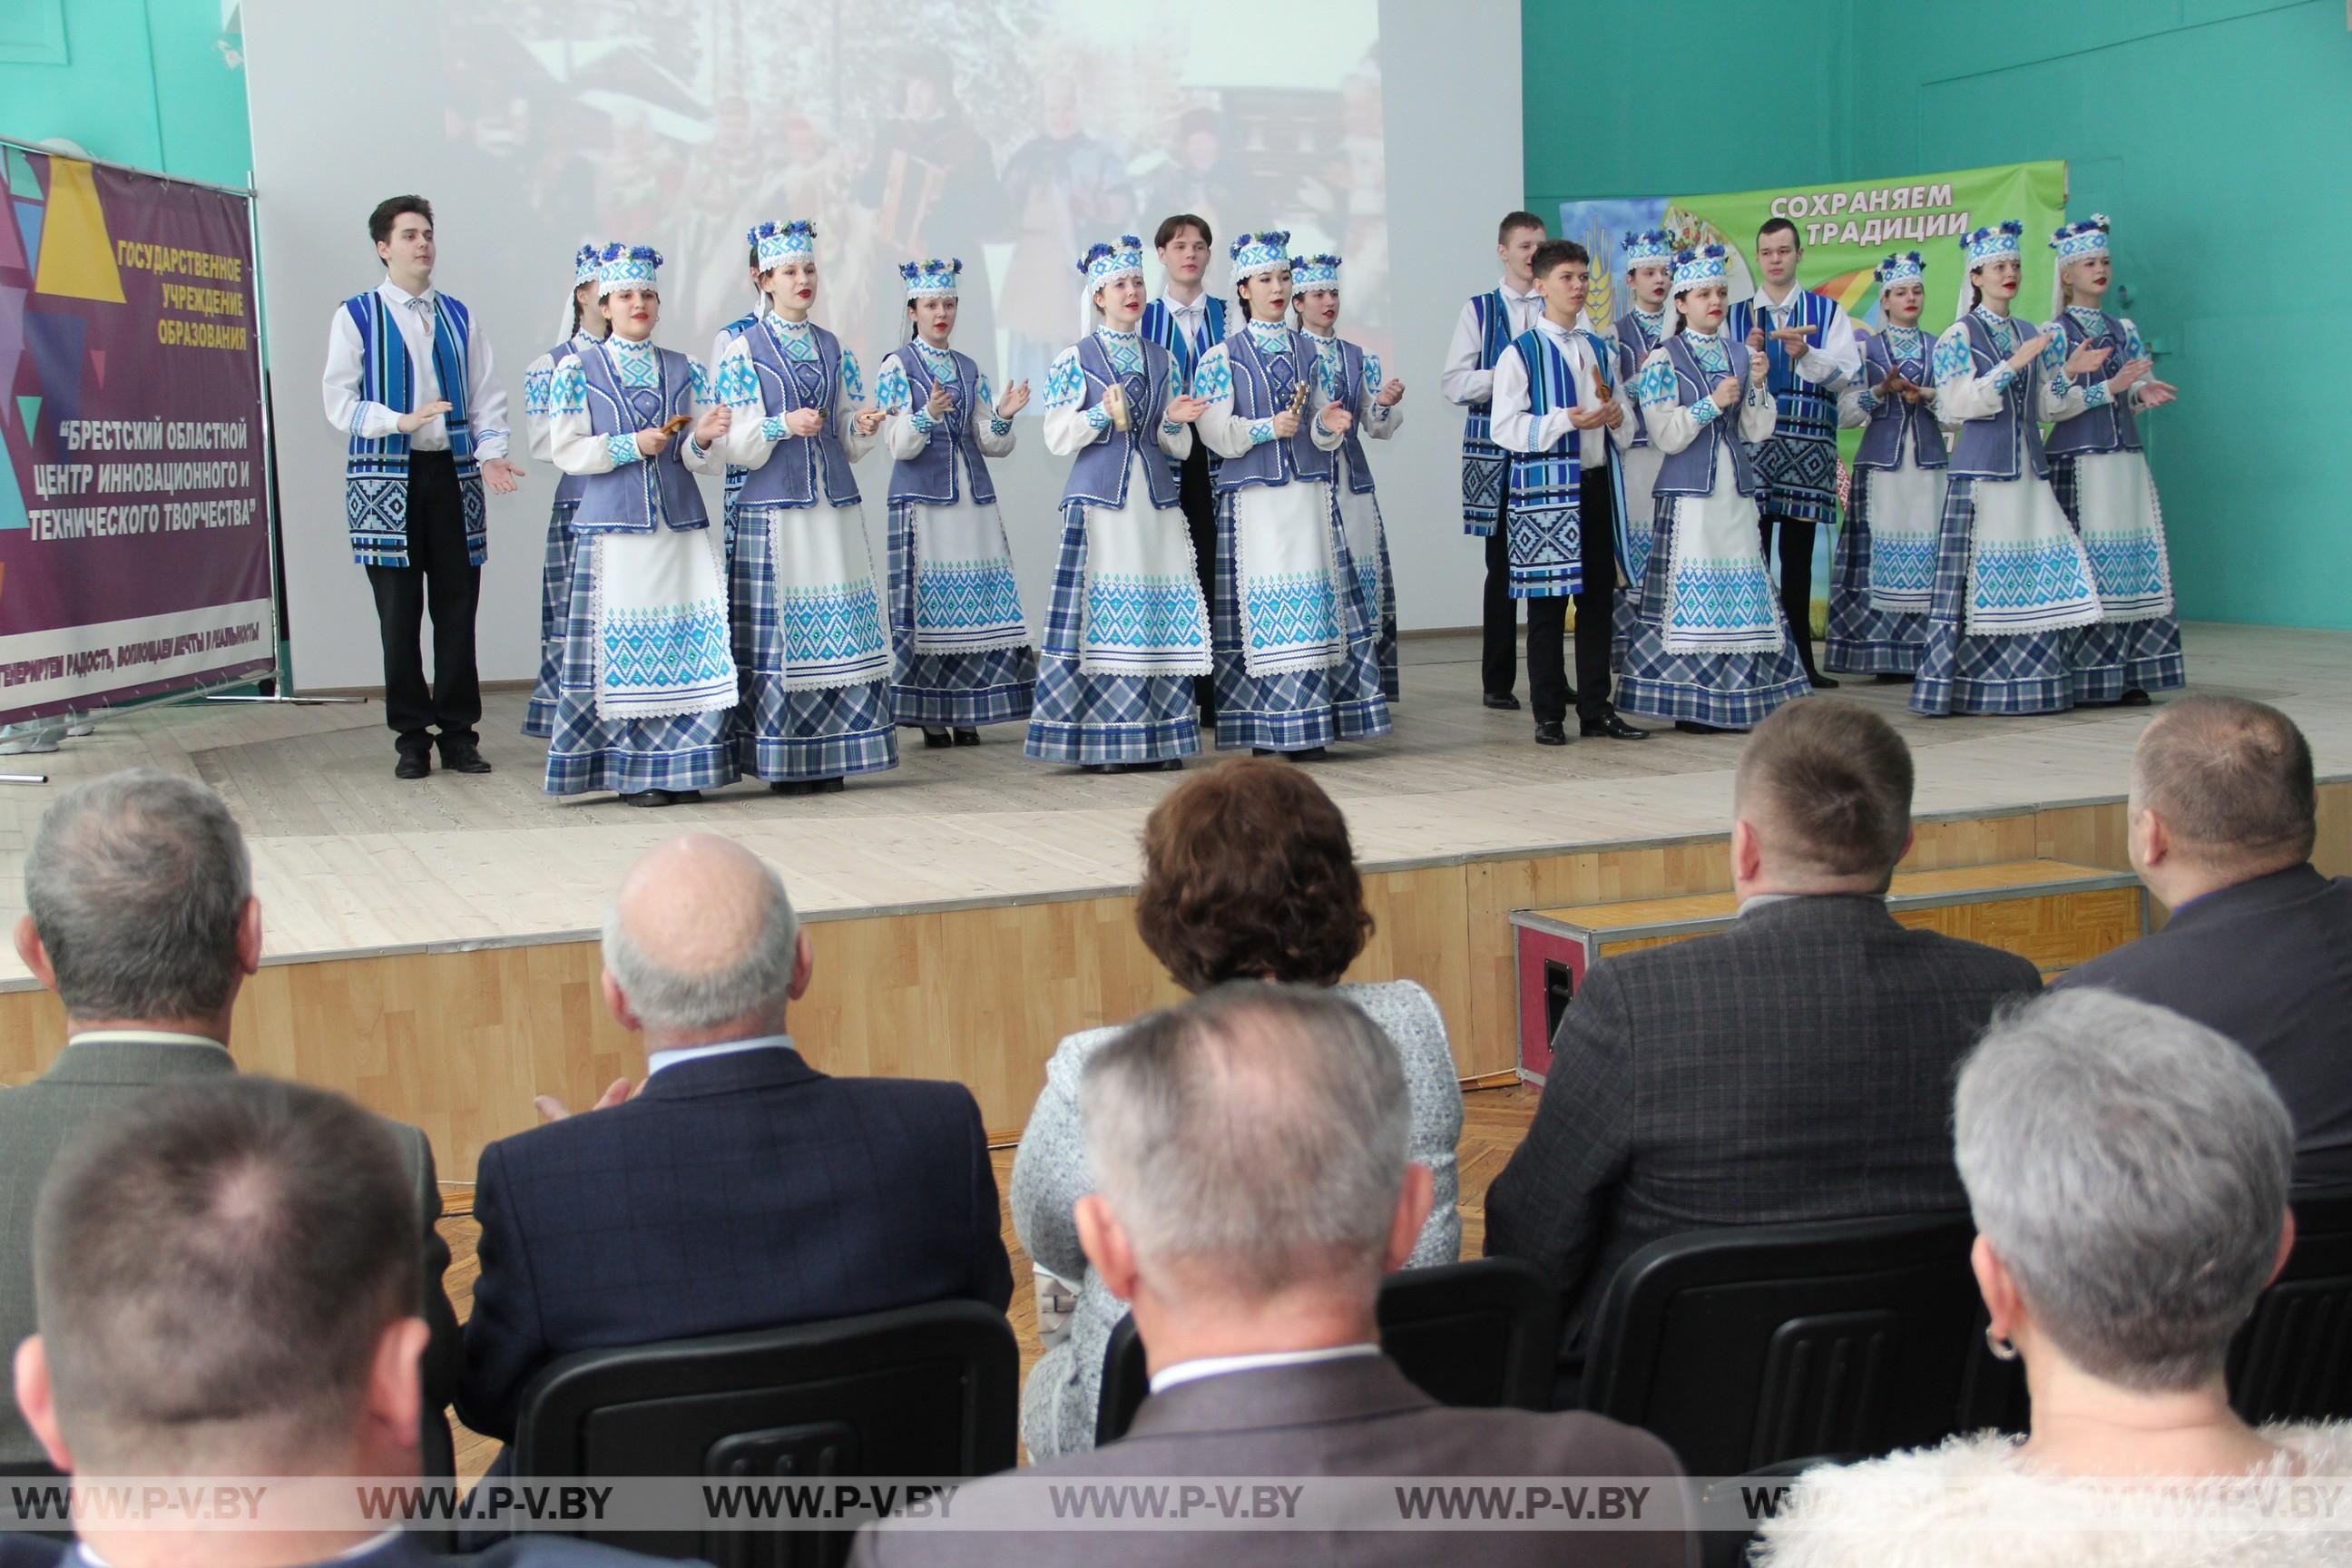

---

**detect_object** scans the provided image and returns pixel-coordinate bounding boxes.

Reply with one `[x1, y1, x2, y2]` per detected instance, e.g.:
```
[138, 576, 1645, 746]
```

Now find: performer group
[322, 193, 2187, 805]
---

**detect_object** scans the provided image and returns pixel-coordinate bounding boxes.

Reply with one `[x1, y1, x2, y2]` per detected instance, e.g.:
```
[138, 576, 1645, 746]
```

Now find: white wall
[246, 0, 1521, 689]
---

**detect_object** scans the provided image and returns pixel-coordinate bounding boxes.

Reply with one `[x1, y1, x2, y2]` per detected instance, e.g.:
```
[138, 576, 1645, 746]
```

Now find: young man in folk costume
[1488, 239, 1649, 747]
[1442, 211, 1551, 710]
[519, 243, 613, 740]
[1290, 251, 1406, 700]
[1026, 236, 1212, 774]
[1192, 230, 1389, 761]
[541, 245, 739, 808]
[873, 257, 1036, 749]
[1607, 228, 1678, 672]
[1728, 218, 1861, 689]
[712, 220, 899, 795]
[1825, 250, 1943, 680]
[2044, 216, 2181, 707]
[321, 194, 520, 779]
[1140, 214, 1226, 723]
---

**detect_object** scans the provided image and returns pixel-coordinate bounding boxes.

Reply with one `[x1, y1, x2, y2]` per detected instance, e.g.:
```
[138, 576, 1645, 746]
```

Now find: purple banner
[0, 147, 273, 724]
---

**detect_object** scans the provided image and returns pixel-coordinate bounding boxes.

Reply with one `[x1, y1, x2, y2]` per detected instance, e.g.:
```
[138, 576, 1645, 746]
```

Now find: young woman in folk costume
[2045, 216, 2181, 706]
[1024, 236, 1212, 774]
[712, 220, 898, 795]
[1614, 245, 1810, 733]
[873, 257, 1036, 748]
[1823, 250, 1942, 680]
[1289, 251, 1406, 700]
[520, 243, 612, 739]
[541, 244, 738, 807]
[1607, 228, 1677, 675]
[1191, 230, 1389, 760]
[1913, 221, 2116, 718]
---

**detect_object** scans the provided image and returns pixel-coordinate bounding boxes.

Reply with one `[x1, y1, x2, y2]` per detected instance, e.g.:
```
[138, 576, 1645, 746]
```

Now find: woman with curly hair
[1008, 758, 1464, 1460]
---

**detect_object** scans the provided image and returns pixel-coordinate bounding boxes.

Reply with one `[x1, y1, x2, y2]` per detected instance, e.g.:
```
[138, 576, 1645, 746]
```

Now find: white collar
[1094, 325, 1141, 343]
[1632, 305, 1666, 326]
[1535, 314, 1583, 345]
[1164, 293, 1207, 314]
[68, 1029, 230, 1051]
[377, 279, 436, 309]
[1499, 276, 1540, 303]
[1758, 282, 1801, 312]
[646, 1034, 797, 1077]
[606, 333, 656, 353]
[769, 315, 814, 332]
[1300, 326, 1338, 342]
[78, 1527, 405, 1568]
[1149, 1342, 1380, 1395]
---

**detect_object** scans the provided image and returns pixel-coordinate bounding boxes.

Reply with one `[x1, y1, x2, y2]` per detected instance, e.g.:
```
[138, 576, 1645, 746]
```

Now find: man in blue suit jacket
[457, 836, 1014, 1444]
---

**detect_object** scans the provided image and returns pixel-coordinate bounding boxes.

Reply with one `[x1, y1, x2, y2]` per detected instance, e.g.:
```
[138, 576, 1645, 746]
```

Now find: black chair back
[1096, 1257, 1559, 1445]
[2230, 1184, 2352, 1425]
[514, 1298, 1017, 1568]
[1580, 1211, 1981, 1477]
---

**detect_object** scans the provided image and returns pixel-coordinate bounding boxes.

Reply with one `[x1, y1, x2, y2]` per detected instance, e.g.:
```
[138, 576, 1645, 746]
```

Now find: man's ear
[360, 1317, 428, 1457]
[1384, 1165, 1436, 1273]
[1075, 1195, 1140, 1305]
[14, 916, 55, 995]
[601, 969, 642, 1034]
[15, 1338, 72, 1473]
[789, 929, 814, 1003]
[1731, 817, 1764, 885]
[235, 896, 264, 978]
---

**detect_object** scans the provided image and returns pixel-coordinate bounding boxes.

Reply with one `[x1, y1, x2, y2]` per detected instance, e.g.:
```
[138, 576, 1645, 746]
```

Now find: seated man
[1485, 700, 2043, 1381]
[11, 1076, 655, 1568]
[2057, 695, 2352, 1185]
[458, 835, 1014, 1443]
[0, 769, 459, 1468]
[853, 985, 1691, 1568]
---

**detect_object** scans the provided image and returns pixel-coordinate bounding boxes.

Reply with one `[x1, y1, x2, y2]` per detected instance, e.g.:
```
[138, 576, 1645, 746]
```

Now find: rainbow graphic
[1815, 265, 1879, 327]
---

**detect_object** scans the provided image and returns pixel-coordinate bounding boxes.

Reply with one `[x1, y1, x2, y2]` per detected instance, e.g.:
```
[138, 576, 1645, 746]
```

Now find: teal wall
[1526, 0, 2352, 631]
[0, 0, 250, 187]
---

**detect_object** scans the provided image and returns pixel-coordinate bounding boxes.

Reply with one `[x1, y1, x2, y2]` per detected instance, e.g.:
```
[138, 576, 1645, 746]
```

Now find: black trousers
[1177, 441, 1217, 718]
[1757, 507, 1821, 681]
[364, 451, 482, 752]
[1524, 464, 1620, 726]
[1480, 492, 1519, 701]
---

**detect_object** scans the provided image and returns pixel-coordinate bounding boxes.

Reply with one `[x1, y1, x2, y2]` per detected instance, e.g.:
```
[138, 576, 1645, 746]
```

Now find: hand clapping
[995, 379, 1033, 418]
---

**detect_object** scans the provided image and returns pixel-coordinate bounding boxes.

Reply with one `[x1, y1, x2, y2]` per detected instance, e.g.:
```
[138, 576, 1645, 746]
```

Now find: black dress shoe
[394, 752, 431, 780]
[1582, 714, 1650, 740]
[1293, 746, 1330, 761]
[921, 727, 954, 750]
[621, 789, 673, 808]
[1082, 762, 1118, 775]
[1155, 758, 1184, 771]
[1675, 720, 1730, 735]
[439, 740, 493, 774]
[2119, 688, 2151, 707]
[1873, 671, 1916, 684]
[667, 789, 704, 805]
[1534, 720, 1568, 747]
[952, 727, 981, 746]
[813, 775, 846, 793]
[1808, 672, 1842, 690]
[1482, 692, 1521, 710]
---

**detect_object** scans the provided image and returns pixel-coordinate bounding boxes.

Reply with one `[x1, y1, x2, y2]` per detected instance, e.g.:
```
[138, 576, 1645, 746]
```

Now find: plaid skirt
[1910, 477, 2075, 717]
[886, 501, 1036, 728]
[542, 534, 739, 798]
[1823, 469, 1928, 675]
[731, 505, 899, 782]
[2050, 455, 2186, 702]
[1211, 489, 1392, 754]
[1024, 502, 1202, 766]
[1614, 497, 1809, 730]
[524, 501, 579, 738]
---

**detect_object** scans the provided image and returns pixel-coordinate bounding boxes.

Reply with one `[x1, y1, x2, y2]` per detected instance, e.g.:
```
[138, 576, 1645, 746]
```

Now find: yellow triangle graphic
[34, 160, 125, 305]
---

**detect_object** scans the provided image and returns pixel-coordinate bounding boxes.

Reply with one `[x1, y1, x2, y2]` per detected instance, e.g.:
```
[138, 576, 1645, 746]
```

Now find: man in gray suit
[1485, 701, 2043, 1383]
[8, 1075, 661, 1568]
[853, 985, 1692, 1568]
[2055, 696, 2352, 1185]
[0, 770, 459, 1467]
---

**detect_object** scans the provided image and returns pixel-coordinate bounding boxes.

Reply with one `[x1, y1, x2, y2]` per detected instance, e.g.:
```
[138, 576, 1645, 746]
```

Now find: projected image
[431, 0, 1389, 387]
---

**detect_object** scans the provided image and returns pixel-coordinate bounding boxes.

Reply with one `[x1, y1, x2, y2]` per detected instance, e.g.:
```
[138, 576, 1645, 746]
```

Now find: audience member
[1010, 760, 1464, 1460]
[457, 835, 1014, 1444]
[0, 769, 460, 1468]
[858, 985, 1689, 1567]
[2056, 695, 2352, 1184]
[1753, 990, 2350, 1566]
[1485, 700, 2042, 1386]
[11, 1076, 661, 1568]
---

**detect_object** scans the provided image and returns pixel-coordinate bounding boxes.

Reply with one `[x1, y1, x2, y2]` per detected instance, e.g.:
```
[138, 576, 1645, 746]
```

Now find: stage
[4, 622, 2348, 1175]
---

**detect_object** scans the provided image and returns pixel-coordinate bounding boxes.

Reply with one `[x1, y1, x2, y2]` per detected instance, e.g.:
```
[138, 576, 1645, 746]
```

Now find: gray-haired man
[853, 985, 1692, 1568]
[0, 769, 460, 1468]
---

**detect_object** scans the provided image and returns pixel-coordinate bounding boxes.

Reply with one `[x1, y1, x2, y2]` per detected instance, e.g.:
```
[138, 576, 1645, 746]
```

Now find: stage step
[1509, 859, 2147, 1082]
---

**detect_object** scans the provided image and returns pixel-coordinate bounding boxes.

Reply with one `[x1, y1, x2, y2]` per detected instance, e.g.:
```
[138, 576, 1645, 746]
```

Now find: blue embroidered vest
[1141, 296, 1226, 395]
[1211, 326, 1335, 494]
[1730, 289, 1838, 446]
[1308, 333, 1378, 496]
[2043, 309, 2142, 457]
[1946, 312, 2048, 483]
[544, 338, 591, 507]
[1459, 289, 1514, 460]
[886, 343, 999, 507]
[339, 289, 485, 568]
[738, 319, 861, 509]
[1652, 333, 1760, 499]
[1501, 328, 1589, 597]
[1612, 312, 1665, 448]
[1853, 328, 1945, 472]
[1063, 333, 1182, 512]
[570, 343, 710, 534]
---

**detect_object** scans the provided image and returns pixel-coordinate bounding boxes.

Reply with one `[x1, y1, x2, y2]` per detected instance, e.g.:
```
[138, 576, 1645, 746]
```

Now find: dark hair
[1529, 238, 1589, 279]
[368, 194, 433, 262]
[1155, 213, 1212, 250]
[2133, 696, 2318, 867]
[1733, 700, 1915, 886]
[33, 1076, 419, 1470]
[1497, 211, 1545, 245]
[1135, 760, 1374, 991]
[1757, 216, 1801, 250]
